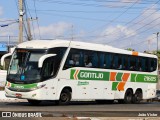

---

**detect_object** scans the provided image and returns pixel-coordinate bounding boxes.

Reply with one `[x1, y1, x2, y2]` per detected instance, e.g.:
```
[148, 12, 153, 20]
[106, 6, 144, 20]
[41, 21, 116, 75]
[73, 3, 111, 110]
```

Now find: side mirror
[1, 53, 12, 66]
[38, 54, 57, 68]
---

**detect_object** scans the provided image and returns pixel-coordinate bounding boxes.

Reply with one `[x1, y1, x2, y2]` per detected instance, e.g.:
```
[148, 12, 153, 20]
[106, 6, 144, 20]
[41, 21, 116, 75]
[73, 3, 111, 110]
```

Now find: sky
[0, 0, 160, 52]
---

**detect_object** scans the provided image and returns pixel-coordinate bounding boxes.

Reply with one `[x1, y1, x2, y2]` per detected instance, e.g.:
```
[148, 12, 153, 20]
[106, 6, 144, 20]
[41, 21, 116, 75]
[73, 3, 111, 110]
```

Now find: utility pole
[27, 18, 32, 41]
[153, 32, 159, 53]
[18, 0, 24, 43]
[156, 32, 159, 53]
[71, 25, 74, 41]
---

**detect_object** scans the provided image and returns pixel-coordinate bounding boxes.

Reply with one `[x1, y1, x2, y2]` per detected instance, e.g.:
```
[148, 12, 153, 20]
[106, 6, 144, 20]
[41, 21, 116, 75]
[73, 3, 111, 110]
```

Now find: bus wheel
[27, 99, 41, 106]
[58, 89, 71, 105]
[124, 89, 133, 104]
[132, 90, 142, 104]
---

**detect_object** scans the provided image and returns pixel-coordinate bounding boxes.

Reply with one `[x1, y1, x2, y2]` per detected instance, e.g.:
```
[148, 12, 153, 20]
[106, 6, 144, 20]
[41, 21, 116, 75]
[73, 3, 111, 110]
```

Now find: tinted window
[63, 48, 157, 72]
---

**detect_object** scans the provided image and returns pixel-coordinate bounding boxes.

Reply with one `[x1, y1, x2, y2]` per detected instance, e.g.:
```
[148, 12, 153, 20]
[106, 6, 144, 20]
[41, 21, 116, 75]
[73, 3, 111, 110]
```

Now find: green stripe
[131, 74, 136, 82]
[116, 73, 123, 81]
[70, 69, 76, 80]
[11, 83, 37, 89]
[136, 74, 158, 83]
[112, 82, 119, 91]
[70, 69, 158, 83]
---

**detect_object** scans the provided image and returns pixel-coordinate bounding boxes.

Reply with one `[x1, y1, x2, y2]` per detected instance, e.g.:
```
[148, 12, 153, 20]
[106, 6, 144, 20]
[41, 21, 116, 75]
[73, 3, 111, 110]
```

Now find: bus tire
[27, 99, 41, 106]
[132, 90, 142, 104]
[124, 89, 133, 104]
[58, 89, 71, 105]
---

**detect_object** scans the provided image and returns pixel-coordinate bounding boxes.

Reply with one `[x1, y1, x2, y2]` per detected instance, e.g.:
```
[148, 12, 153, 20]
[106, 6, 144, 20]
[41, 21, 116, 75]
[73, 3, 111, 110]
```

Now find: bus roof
[17, 39, 157, 58]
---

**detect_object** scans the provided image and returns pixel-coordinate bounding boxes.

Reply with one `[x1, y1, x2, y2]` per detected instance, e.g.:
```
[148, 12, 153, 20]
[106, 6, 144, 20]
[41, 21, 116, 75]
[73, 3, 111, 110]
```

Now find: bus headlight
[37, 84, 46, 89]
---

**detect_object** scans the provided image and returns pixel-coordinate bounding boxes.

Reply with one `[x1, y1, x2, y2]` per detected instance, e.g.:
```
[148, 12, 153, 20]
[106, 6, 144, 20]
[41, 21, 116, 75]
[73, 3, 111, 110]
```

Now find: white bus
[4, 40, 158, 105]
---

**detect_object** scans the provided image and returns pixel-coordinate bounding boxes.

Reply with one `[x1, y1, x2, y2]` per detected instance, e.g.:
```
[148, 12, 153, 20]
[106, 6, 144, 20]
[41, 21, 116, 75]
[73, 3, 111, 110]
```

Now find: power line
[0, 19, 18, 22]
[121, 36, 156, 49]
[25, 0, 36, 39]
[33, 0, 41, 39]
[106, 18, 160, 45]
[36, 12, 130, 23]
[32, 0, 148, 9]
[106, 14, 160, 44]
[34, 0, 156, 6]
[14, 0, 19, 14]
[24, 0, 30, 40]
[82, 0, 140, 35]
[82, 0, 160, 40]
[28, 9, 142, 14]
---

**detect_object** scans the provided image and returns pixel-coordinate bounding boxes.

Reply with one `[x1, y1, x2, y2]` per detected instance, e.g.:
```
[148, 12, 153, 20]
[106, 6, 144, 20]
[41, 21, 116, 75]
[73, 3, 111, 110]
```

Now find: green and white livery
[4, 40, 158, 105]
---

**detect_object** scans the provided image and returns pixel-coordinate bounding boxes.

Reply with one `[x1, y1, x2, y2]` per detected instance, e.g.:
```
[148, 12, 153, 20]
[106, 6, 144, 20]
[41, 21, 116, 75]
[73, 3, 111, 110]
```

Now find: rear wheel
[56, 89, 71, 105]
[132, 90, 142, 104]
[27, 100, 41, 106]
[118, 89, 133, 104]
[124, 89, 133, 104]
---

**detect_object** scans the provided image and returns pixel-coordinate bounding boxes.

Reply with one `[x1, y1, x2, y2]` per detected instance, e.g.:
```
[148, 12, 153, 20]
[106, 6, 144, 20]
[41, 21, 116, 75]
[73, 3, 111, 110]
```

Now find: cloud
[104, 0, 141, 8]
[90, 25, 136, 47]
[0, 23, 19, 43]
[0, 23, 18, 35]
[127, 5, 160, 51]
[34, 22, 72, 39]
[87, 4, 160, 52]
[102, 25, 136, 38]
[139, 5, 160, 29]
[120, 0, 141, 3]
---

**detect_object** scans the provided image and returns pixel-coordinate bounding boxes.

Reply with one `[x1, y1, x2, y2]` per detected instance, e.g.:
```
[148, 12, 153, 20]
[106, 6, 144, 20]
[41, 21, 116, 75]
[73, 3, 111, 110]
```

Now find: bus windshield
[7, 49, 46, 82]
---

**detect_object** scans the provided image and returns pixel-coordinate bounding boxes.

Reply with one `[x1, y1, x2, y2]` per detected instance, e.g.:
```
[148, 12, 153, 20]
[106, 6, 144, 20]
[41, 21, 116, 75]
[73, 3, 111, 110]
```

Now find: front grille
[8, 87, 34, 92]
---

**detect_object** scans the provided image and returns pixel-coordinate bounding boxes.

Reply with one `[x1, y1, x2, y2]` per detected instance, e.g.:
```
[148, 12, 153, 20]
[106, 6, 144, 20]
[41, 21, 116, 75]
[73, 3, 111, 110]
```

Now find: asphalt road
[0, 101, 160, 118]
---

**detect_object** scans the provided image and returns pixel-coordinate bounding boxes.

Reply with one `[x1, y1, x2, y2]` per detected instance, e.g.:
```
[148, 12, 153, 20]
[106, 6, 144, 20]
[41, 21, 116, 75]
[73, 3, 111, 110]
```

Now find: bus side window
[105, 53, 112, 69]
[145, 58, 149, 72]
[41, 57, 55, 79]
[153, 59, 157, 71]
[63, 51, 72, 69]
[84, 50, 93, 68]
[111, 54, 115, 69]
[130, 56, 136, 71]
[92, 52, 98, 68]
[123, 55, 128, 70]
[148, 58, 151, 72]
[63, 48, 87, 69]
[99, 52, 105, 68]
[136, 57, 142, 71]
[79, 52, 84, 67]
[113, 54, 118, 69]
[121, 55, 125, 70]
[118, 55, 122, 69]
[141, 58, 146, 72]
[150, 58, 157, 72]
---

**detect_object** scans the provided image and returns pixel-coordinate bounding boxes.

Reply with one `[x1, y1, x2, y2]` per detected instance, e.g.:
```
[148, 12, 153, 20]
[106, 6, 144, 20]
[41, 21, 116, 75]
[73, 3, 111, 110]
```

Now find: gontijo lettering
[70, 69, 109, 80]
[80, 72, 103, 79]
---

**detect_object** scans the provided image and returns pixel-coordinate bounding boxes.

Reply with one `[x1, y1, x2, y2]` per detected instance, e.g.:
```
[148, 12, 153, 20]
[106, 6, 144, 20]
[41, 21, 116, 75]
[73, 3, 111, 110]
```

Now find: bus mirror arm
[1, 53, 12, 66]
[38, 54, 57, 68]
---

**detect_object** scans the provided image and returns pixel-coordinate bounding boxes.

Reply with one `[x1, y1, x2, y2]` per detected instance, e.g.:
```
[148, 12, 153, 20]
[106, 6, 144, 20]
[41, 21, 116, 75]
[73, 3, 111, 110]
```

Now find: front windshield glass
[8, 49, 45, 81]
